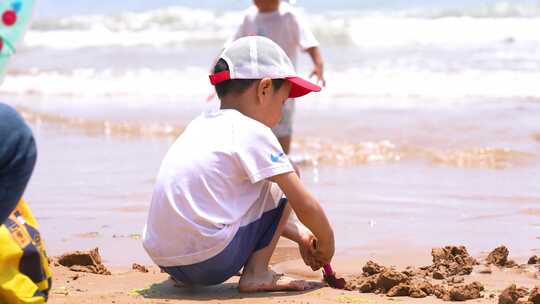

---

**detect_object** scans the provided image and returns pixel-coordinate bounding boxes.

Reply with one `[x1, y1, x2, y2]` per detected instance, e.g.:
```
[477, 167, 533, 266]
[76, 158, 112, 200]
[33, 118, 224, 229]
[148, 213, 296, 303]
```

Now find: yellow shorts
[0, 199, 52, 304]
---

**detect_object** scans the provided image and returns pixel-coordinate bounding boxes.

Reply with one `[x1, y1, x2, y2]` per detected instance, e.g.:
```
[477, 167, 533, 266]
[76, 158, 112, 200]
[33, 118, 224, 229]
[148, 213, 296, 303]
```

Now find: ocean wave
[429, 147, 535, 169]
[30, 3, 540, 32]
[23, 29, 229, 49]
[17, 106, 184, 138]
[291, 138, 536, 170]
[23, 4, 540, 50]
[3, 68, 212, 98]
[402, 2, 540, 19]
[25, 17, 540, 50]
[30, 7, 242, 32]
[5, 67, 540, 102]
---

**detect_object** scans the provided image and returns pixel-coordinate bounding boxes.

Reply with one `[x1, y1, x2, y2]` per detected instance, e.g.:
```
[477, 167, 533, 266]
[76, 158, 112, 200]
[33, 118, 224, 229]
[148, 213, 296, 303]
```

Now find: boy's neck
[256, 1, 280, 13]
[220, 95, 263, 125]
[220, 96, 250, 115]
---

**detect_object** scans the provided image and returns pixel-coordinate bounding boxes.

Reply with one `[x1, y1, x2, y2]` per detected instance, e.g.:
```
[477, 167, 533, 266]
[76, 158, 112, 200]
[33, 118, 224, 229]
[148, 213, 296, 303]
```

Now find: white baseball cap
[209, 36, 321, 98]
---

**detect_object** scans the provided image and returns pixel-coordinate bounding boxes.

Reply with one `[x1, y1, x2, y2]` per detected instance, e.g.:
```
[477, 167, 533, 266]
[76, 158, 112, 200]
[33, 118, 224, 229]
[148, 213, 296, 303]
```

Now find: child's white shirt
[231, 2, 319, 67]
[142, 109, 294, 266]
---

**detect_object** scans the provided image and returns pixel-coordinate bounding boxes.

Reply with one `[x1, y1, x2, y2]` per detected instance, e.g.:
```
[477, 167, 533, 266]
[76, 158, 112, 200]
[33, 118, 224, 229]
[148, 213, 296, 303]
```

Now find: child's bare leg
[239, 204, 313, 292]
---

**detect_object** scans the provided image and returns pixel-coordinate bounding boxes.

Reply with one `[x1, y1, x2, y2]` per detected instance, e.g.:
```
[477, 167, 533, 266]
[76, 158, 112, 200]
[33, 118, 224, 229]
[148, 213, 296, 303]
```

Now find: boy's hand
[299, 233, 334, 271]
[306, 47, 326, 87]
[310, 238, 334, 268]
[309, 63, 326, 87]
[299, 233, 323, 270]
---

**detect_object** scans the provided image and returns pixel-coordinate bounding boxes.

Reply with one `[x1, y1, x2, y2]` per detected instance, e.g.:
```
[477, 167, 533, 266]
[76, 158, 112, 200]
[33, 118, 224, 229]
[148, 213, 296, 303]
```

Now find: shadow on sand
[136, 278, 323, 301]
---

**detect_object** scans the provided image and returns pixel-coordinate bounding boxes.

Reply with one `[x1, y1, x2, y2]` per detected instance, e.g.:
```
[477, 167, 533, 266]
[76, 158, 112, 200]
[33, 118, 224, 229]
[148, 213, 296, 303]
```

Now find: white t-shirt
[231, 2, 319, 67]
[142, 109, 294, 267]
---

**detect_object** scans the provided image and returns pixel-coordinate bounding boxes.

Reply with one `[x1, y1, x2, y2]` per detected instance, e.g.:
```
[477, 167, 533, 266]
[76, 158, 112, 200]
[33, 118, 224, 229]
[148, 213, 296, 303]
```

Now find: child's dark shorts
[0, 103, 37, 223]
[160, 198, 288, 286]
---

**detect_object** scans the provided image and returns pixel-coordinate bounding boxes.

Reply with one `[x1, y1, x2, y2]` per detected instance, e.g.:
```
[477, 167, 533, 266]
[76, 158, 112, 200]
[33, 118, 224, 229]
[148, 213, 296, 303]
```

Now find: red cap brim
[286, 76, 321, 98]
[209, 70, 230, 85]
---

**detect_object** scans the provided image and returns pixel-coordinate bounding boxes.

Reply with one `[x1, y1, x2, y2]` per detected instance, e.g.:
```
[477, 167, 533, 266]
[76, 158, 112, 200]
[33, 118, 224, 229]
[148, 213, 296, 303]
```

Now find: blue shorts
[161, 198, 288, 286]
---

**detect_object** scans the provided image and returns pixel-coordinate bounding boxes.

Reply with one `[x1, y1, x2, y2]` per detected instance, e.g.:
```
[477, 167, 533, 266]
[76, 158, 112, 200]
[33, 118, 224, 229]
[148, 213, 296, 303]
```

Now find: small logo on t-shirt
[271, 152, 285, 163]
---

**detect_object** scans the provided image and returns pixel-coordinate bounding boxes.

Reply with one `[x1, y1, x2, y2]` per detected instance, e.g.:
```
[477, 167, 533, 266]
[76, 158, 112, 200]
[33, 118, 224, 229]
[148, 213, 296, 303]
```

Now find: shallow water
[13, 96, 540, 266]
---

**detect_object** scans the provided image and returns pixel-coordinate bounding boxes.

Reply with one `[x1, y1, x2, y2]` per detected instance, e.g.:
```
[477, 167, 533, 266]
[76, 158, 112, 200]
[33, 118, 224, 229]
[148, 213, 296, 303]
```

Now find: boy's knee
[0, 103, 37, 173]
[0, 103, 37, 221]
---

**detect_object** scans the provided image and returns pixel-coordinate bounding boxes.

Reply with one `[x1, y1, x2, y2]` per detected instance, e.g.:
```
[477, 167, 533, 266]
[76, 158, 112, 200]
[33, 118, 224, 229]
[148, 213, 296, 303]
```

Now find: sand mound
[530, 286, 540, 304]
[57, 248, 111, 275]
[486, 246, 508, 266]
[433, 281, 484, 301]
[347, 261, 416, 293]
[387, 283, 430, 298]
[362, 260, 384, 276]
[345, 246, 487, 301]
[377, 269, 409, 292]
[424, 246, 477, 280]
[132, 263, 149, 273]
[346, 265, 433, 298]
[499, 284, 530, 304]
[528, 256, 540, 265]
[487, 246, 517, 267]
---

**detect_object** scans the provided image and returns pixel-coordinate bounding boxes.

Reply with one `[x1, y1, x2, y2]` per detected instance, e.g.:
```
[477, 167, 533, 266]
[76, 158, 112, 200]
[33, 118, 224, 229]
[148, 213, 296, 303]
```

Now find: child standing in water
[143, 36, 334, 292]
[230, 0, 325, 153]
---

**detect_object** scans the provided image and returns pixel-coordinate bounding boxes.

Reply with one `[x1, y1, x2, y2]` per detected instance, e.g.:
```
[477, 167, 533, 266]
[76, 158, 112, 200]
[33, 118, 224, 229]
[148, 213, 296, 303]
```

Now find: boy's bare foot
[238, 269, 318, 293]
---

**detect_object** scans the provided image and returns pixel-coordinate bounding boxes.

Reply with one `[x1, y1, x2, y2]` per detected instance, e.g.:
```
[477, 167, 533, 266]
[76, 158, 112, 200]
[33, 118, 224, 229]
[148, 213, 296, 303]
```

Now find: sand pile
[433, 282, 485, 301]
[424, 245, 478, 279]
[345, 247, 484, 301]
[56, 247, 111, 275]
[344, 245, 540, 301]
[528, 256, 540, 265]
[498, 284, 529, 304]
[132, 263, 149, 273]
[345, 245, 486, 301]
[345, 262, 427, 295]
[487, 246, 517, 268]
[530, 287, 540, 304]
[498, 284, 540, 304]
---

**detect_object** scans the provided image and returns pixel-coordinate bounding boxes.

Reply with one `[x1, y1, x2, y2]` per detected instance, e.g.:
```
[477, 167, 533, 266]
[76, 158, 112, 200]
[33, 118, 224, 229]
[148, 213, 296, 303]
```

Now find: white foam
[347, 17, 540, 48]
[24, 29, 229, 49]
[24, 5, 540, 50]
[2, 68, 212, 98]
[4, 66, 540, 108]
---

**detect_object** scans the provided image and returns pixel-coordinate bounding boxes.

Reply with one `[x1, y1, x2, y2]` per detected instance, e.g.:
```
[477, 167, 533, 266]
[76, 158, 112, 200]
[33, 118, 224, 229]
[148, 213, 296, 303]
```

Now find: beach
[2, 0, 540, 302]
[47, 244, 540, 303]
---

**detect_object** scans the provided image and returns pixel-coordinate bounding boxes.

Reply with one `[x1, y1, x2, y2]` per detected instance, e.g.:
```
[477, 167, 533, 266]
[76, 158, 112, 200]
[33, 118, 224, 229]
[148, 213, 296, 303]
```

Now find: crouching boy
[143, 36, 334, 292]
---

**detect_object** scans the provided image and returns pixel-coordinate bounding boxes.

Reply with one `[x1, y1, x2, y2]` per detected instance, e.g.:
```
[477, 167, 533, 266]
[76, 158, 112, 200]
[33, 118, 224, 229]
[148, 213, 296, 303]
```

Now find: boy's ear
[257, 78, 273, 104]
